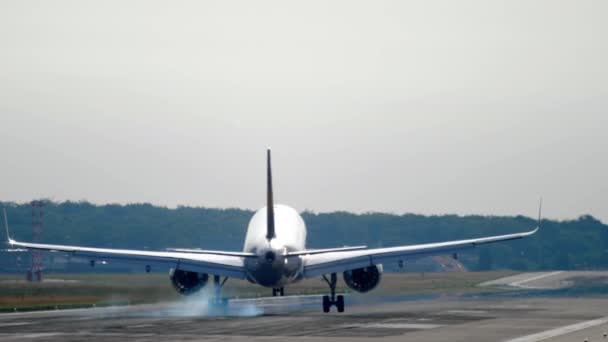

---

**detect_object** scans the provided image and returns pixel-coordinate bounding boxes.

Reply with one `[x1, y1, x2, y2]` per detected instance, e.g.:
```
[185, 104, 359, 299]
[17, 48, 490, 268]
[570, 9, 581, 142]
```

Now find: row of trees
[1, 200, 606, 271]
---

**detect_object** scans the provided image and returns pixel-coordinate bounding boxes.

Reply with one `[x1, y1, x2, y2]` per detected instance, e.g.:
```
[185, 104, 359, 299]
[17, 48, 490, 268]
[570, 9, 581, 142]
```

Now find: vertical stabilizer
[266, 149, 276, 241]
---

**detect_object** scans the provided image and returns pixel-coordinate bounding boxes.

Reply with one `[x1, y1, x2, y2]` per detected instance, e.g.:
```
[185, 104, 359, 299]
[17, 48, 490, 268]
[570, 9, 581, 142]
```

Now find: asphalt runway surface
[3, 294, 608, 341]
[4, 271, 608, 342]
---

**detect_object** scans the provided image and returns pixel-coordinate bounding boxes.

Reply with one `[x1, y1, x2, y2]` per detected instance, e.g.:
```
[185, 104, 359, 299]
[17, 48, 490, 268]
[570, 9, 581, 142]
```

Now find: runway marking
[126, 324, 155, 329]
[0, 322, 32, 327]
[509, 271, 564, 288]
[0, 333, 158, 339]
[445, 310, 487, 314]
[0, 307, 98, 317]
[342, 323, 443, 330]
[3, 332, 62, 339]
[505, 316, 608, 342]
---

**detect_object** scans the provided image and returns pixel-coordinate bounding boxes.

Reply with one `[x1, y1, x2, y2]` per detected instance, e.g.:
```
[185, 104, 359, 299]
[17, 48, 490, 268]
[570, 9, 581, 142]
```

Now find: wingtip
[537, 197, 543, 228]
[519, 225, 539, 238]
[526, 199, 543, 236]
[3, 208, 12, 245]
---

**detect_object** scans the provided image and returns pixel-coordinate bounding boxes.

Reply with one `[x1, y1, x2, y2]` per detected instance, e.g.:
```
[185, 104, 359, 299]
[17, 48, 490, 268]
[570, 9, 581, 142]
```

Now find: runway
[479, 271, 608, 290]
[3, 291, 608, 341]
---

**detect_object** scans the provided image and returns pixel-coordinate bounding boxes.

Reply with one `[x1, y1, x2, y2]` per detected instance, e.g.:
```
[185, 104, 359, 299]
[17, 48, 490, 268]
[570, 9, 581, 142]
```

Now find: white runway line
[505, 316, 608, 342]
[509, 271, 564, 288]
[0, 306, 107, 317]
[1, 332, 62, 339]
[0, 322, 32, 327]
[0, 332, 158, 339]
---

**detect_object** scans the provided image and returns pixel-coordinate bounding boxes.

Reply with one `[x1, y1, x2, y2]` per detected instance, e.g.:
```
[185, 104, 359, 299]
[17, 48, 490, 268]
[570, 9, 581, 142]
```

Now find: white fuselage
[242, 204, 306, 287]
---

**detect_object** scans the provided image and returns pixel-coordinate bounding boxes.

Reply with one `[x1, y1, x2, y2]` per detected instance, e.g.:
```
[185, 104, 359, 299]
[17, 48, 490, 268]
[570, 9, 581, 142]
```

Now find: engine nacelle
[169, 268, 209, 295]
[343, 265, 382, 293]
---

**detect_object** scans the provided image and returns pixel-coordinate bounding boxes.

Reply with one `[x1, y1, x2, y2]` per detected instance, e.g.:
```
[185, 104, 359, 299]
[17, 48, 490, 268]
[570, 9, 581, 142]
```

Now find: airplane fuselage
[243, 204, 306, 287]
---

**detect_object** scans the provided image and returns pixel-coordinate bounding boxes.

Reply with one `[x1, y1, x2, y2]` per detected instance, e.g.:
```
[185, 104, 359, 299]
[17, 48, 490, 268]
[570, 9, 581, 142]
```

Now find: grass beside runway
[0, 271, 513, 312]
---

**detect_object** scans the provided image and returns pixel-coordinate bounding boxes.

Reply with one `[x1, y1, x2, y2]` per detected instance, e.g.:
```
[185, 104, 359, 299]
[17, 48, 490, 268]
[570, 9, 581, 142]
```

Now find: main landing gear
[272, 287, 284, 296]
[322, 273, 344, 313]
[209, 275, 229, 309]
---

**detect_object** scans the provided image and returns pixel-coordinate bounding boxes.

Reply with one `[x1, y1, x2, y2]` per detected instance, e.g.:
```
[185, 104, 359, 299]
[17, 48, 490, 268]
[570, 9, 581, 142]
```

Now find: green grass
[0, 271, 514, 312]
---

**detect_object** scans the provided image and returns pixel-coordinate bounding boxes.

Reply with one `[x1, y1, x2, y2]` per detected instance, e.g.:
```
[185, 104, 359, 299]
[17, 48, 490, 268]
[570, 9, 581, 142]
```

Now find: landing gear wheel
[321, 273, 345, 313]
[272, 287, 285, 297]
[322, 295, 331, 313]
[336, 295, 344, 313]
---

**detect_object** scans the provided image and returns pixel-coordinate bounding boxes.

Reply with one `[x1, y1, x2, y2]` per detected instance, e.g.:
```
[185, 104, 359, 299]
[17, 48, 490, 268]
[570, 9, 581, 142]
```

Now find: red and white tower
[27, 200, 44, 282]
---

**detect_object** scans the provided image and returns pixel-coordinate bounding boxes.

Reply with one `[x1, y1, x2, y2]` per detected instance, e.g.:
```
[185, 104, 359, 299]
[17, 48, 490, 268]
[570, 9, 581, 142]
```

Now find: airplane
[4, 149, 540, 313]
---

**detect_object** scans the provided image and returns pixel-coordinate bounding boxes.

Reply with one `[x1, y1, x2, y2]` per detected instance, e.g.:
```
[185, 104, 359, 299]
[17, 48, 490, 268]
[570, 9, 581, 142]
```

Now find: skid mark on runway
[444, 310, 488, 315]
[126, 324, 155, 329]
[342, 323, 444, 329]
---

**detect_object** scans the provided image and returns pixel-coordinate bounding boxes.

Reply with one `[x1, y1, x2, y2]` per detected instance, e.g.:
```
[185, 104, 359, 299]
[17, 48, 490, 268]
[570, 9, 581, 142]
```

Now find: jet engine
[343, 265, 382, 293]
[169, 268, 209, 295]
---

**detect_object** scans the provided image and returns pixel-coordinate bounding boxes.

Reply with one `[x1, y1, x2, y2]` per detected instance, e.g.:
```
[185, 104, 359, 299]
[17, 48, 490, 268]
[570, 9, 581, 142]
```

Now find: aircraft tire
[336, 295, 344, 313]
[322, 295, 331, 313]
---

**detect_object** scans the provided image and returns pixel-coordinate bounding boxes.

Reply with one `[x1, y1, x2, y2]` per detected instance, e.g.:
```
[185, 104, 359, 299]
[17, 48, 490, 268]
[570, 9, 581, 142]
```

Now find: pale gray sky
[0, 0, 606, 221]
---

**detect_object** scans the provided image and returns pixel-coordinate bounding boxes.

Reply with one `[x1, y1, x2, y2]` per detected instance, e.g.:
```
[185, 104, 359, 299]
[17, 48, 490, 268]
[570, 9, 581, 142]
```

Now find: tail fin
[266, 148, 276, 241]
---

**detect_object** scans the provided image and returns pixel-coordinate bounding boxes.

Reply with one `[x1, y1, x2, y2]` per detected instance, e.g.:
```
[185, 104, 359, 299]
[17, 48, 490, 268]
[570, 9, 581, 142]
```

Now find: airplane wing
[164, 248, 256, 257]
[7, 238, 250, 278]
[4, 209, 249, 279]
[302, 225, 539, 278]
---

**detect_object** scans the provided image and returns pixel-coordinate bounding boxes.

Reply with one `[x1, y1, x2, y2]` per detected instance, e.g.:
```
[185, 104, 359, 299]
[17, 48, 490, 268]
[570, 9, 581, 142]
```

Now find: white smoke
[170, 286, 264, 317]
[111, 285, 265, 318]
[89, 288, 324, 318]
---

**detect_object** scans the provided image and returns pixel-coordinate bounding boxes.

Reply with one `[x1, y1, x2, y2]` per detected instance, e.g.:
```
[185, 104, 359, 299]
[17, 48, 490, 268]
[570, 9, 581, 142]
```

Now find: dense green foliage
[1, 201, 606, 271]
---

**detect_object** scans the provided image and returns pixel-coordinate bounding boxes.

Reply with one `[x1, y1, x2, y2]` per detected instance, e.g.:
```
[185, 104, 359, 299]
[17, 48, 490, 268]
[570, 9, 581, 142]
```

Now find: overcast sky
[0, 0, 606, 221]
